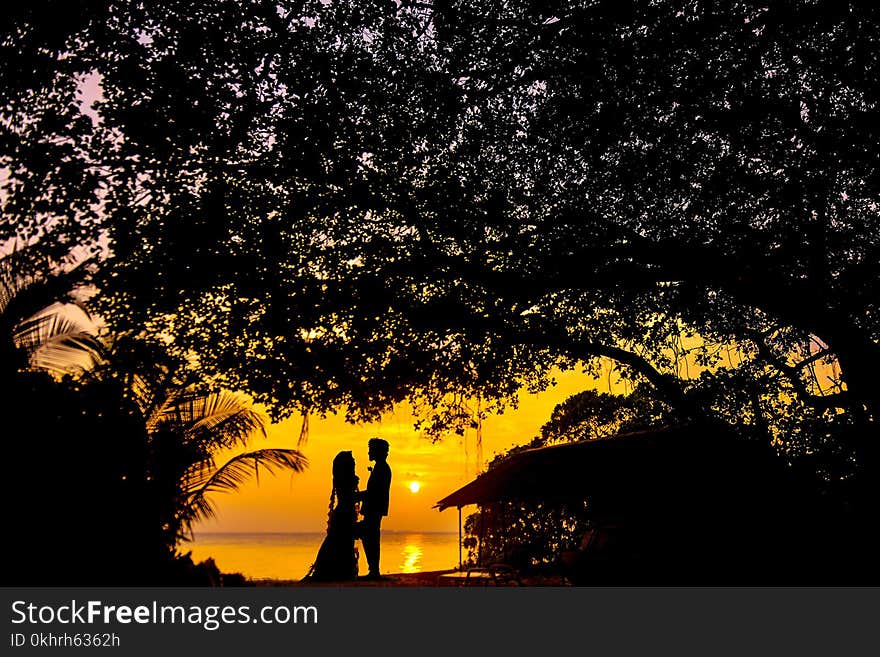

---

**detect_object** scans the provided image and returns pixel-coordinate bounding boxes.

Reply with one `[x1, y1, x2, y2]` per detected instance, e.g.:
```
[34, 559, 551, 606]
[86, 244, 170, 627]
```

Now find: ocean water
[187, 532, 461, 581]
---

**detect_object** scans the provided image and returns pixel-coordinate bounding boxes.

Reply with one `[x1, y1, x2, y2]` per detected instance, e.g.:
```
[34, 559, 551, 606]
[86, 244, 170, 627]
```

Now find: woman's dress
[304, 490, 358, 581]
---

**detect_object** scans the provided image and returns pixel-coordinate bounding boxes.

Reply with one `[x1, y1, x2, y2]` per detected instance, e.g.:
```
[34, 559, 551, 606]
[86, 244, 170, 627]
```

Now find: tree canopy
[3, 2, 878, 479]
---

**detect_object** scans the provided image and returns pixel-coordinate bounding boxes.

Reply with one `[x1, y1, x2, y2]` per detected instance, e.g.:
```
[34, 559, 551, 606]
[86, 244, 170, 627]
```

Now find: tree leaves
[6, 2, 879, 466]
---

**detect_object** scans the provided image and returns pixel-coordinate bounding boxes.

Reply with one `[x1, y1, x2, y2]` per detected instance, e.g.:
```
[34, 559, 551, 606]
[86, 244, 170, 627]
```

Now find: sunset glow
[193, 368, 619, 534]
[409, 481, 421, 493]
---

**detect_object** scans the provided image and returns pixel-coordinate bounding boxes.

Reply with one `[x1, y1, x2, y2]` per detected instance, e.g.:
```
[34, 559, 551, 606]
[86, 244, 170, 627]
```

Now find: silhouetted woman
[303, 451, 359, 581]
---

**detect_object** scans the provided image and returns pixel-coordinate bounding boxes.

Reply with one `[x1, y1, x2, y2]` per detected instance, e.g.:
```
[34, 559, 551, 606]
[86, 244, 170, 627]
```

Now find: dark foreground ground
[252, 570, 568, 587]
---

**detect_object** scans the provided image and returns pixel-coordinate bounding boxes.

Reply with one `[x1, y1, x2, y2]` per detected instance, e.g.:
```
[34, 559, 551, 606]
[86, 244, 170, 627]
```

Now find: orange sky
[193, 367, 621, 534]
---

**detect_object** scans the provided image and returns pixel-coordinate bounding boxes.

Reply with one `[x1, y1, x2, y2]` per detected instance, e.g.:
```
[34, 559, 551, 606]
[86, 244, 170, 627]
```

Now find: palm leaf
[159, 390, 268, 450]
[102, 335, 180, 424]
[180, 448, 308, 530]
[14, 304, 105, 375]
[135, 371, 177, 425]
[28, 332, 107, 375]
[0, 246, 41, 317]
[0, 248, 93, 326]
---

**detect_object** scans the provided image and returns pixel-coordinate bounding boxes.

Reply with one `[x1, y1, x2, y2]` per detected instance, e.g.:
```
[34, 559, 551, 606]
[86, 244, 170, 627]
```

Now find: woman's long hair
[326, 450, 356, 529]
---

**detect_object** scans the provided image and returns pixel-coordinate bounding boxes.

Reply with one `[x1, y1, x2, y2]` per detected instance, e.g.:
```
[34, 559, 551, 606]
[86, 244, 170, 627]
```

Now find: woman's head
[332, 451, 357, 490]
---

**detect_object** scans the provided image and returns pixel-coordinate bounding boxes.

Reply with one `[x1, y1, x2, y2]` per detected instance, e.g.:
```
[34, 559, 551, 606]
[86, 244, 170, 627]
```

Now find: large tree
[4, 2, 879, 514]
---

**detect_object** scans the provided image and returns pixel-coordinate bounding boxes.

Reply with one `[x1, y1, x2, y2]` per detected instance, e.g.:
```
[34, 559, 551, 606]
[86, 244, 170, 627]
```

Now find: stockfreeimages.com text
[11, 600, 317, 632]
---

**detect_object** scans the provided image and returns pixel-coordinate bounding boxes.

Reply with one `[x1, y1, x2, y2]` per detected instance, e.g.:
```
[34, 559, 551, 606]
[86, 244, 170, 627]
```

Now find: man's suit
[360, 460, 391, 576]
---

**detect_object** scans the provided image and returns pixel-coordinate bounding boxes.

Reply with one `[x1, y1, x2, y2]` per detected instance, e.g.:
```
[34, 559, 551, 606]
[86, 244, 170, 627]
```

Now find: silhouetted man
[358, 438, 391, 579]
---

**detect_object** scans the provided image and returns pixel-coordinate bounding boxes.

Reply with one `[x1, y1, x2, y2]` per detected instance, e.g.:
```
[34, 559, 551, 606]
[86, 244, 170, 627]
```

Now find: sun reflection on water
[188, 532, 458, 579]
[399, 542, 423, 574]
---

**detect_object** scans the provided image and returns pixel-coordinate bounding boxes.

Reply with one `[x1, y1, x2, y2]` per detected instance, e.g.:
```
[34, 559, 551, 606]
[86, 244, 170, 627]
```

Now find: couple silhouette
[304, 438, 392, 582]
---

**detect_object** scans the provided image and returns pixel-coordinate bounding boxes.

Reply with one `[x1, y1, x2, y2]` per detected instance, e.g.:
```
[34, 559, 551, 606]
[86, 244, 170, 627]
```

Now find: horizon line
[191, 529, 458, 535]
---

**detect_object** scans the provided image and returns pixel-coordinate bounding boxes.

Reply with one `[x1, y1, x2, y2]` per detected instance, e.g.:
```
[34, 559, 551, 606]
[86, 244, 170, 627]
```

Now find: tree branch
[793, 347, 833, 371]
[748, 331, 850, 411]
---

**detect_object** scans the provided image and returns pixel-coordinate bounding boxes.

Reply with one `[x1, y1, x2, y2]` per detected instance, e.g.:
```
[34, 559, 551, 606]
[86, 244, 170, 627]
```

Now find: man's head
[368, 437, 389, 462]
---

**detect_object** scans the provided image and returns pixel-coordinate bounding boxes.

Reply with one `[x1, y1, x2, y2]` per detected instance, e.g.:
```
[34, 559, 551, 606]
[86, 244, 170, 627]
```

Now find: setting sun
[409, 481, 421, 494]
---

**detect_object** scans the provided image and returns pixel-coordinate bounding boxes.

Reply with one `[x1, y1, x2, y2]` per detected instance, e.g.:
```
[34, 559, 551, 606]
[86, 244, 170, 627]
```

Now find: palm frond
[29, 332, 107, 375]
[160, 390, 268, 450]
[0, 262, 27, 316]
[13, 304, 94, 352]
[0, 248, 93, 325]
[0, 246, 39, 316]
[14, 304, 105, 375]
[180, 448, 308, 529]
[139, 372, 175, 429]
[184, 493, 219, 535]
[183, 448, 307, 496]
[96, 335, 180, 424]
[136, 366, 179, 429]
